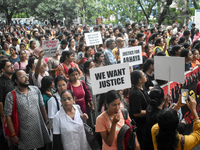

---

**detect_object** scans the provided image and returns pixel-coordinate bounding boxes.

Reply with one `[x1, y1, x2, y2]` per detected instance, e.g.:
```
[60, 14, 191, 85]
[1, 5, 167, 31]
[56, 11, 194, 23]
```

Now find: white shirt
[32, 71, 49, 88]
[47, 92, 62, 119]
[53, 105, 91, 150]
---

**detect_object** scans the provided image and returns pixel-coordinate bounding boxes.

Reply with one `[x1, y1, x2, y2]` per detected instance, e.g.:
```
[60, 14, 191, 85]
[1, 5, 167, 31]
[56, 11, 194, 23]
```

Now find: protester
[53, 90, 91, 150]
[94, 52, 104, 67]
[104, 38, 117, 65]
[48, 75, 68, 129]
[9, 47, 20, 64]
[180, 48, 193, 71]
[56, 51, 83, 80]
[0, 59, 15, 150]
[151, 96, 200, 150]
[41, 76, 54, 110]
[129, 70, 150, 150]
[96, 90, 140, 150]
[0, 42, 10, 57]
[4, 69, 51, 149]
[67, 67, 94, 113]
[32, 51, 49, 88]
[13, 50, 28, 71]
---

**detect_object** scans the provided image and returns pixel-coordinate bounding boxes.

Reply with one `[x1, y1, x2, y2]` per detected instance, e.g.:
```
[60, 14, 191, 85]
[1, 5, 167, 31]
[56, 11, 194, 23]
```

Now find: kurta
[4, 86, 51, 150]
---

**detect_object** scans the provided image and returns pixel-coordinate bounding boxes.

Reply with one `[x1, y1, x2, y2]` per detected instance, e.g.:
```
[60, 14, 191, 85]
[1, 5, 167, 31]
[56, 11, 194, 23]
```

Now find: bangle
[45, 120, 49, 125]
[193, 117, 199, 122]
[11, 133, 16, 137]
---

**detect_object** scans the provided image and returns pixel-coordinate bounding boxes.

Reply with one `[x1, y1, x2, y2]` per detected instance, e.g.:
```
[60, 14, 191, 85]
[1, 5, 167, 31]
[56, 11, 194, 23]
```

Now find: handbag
[75, 104, 94, 143]
[4, 91, 19, 138]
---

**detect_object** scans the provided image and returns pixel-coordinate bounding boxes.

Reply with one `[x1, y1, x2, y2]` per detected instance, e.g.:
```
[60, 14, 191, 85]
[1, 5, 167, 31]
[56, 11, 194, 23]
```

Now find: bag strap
[11, 91, 17, 114]
[53, 95, 60, 111]
[138, 89, 148, 105]
[18, 61, 21, 69]
[181, 136, 185, 150]
[121, 109, 128, 120]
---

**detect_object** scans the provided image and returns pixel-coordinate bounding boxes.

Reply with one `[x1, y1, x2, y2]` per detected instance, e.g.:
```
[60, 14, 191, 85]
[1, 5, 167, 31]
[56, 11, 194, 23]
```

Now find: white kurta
[53, 105, 91, 150]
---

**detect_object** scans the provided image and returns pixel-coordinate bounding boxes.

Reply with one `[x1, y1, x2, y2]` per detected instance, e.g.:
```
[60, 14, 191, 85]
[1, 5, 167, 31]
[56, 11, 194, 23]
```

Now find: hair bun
[150, 99, 158, 106]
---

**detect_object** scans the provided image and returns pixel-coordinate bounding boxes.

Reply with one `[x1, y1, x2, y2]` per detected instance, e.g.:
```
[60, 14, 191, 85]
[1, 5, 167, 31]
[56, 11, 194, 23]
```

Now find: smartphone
[181, 89, 189, 104]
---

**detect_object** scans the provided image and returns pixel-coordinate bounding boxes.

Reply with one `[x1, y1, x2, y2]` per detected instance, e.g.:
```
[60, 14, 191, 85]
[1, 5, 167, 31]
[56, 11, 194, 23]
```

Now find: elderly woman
[53, 90, 91, 150]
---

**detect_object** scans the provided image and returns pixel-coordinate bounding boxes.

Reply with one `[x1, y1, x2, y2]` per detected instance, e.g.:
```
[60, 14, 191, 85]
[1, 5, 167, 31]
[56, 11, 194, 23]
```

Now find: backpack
[117, 109, 137, 150]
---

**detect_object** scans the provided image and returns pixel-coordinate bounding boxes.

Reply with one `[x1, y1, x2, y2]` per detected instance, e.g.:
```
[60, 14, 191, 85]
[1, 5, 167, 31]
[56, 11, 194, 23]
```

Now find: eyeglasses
[20, 74, 29, 78]
[61, 97, 73, 101]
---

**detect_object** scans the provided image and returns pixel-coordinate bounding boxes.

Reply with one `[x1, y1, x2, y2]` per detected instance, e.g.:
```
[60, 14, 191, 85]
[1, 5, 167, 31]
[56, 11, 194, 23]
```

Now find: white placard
[85, 31, 103, 46]
[90, 63, 131, 95]
[154, 56, 185, 83]
[120, 46, 143, 66]
[42, 40, 59, 57]
[195, 9, 200, 30]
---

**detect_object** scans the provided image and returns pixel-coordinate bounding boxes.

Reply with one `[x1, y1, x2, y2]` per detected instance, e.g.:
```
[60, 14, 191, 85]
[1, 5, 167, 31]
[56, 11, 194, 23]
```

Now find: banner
[120, 46, 143, 66]
[85, 31, 103, 46]
[90, 63, 131, 95]
[42, 40, 59, 57]
[161, 67, 200, 134]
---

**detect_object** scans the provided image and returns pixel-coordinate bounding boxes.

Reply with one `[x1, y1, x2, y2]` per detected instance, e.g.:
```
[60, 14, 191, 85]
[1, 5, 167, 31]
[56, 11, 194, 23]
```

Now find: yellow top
[151, 120, 200, 150]
[112, 47, 120, 61]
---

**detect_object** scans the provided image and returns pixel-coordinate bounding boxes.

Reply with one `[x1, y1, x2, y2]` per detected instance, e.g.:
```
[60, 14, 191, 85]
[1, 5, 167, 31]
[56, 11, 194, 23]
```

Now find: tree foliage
[0, 0, 40, 24]
[34, 0, 77, 26]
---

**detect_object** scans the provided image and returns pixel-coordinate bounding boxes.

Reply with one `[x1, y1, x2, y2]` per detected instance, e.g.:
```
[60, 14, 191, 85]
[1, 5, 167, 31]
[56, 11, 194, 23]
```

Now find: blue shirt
[104, 48, 117, 65]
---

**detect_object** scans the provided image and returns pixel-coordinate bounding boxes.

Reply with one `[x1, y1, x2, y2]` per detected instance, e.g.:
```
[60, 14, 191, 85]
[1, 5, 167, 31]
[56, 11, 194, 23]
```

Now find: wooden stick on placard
[95, 45, 97, 52]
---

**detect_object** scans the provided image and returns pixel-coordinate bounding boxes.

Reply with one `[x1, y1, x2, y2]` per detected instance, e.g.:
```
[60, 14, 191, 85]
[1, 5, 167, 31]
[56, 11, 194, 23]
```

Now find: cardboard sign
[195, 9, 200, 30]
[90, 63, 131, 95]
[85, 31, 103, 46]
[154, 56, 185, 83]
[120, 46, 143, 66]
[42, 40, 59, 57]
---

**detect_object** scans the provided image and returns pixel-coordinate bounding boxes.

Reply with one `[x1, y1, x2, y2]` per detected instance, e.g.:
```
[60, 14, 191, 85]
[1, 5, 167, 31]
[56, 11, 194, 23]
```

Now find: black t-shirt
[145, 73, 154, 90]
[129, 87, 150, 125]
[0, 75, 15, 105]
[145, 105, 162, 150]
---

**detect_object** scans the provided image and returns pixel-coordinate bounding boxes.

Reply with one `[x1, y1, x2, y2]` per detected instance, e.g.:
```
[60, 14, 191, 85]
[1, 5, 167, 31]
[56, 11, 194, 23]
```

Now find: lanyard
[106, 111, 113, 123]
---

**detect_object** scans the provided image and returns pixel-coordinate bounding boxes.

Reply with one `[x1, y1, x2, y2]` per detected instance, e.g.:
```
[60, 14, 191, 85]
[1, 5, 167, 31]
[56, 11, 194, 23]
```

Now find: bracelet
[193, 117, 200, 122]
[45, 120, 49, 125]
[11, 133, 16, 137]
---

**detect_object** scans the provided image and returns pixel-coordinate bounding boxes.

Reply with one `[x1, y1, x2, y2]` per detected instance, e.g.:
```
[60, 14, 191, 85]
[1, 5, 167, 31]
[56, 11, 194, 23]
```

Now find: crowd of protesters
[0, 20, 200, 150]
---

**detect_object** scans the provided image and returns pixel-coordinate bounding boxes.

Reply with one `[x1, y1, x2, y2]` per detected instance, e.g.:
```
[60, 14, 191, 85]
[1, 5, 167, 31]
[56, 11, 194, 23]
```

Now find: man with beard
[0, 59, 15, 150]
[30, 30, 40, 47]
[4, 69, 51, 150]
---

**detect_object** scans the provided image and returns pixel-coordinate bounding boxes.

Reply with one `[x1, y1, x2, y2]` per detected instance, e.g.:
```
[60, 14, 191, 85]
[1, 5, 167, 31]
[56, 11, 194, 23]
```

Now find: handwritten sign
[120, 46, 143, 66]
[42, 40, 59, 57]
[85, 31, 103, 46]
[90, 63, 131, 95]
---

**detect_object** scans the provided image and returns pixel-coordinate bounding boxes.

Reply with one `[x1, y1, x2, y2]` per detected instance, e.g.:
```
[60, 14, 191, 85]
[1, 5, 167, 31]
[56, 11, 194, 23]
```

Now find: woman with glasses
[53, 90, 91, 150]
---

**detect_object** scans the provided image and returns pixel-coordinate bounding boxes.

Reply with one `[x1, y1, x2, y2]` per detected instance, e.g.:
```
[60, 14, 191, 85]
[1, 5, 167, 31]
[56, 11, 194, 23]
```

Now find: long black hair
[40, 76, 54, 94]
[60, 51, 73, 63]
[156, 108, 179, 150]
[142, 58, 154, 73]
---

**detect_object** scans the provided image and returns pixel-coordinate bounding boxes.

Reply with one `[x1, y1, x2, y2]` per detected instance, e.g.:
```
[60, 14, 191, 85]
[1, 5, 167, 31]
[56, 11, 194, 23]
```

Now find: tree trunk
[7, 13, 13, 25]
[193, 0, 198, 9]
[137, 0, 149, 24]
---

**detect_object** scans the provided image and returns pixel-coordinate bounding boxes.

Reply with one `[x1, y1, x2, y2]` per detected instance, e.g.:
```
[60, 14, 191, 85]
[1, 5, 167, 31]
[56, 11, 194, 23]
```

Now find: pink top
[67, 80, 92, 113]
[193, 33, 200, 43]
[13, 61, 28, 71]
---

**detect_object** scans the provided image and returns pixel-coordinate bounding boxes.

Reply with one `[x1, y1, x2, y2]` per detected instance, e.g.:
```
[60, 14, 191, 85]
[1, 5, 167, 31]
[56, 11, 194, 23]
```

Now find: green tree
[0, 0, 40, 24]
[34, 0, 77, 26]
